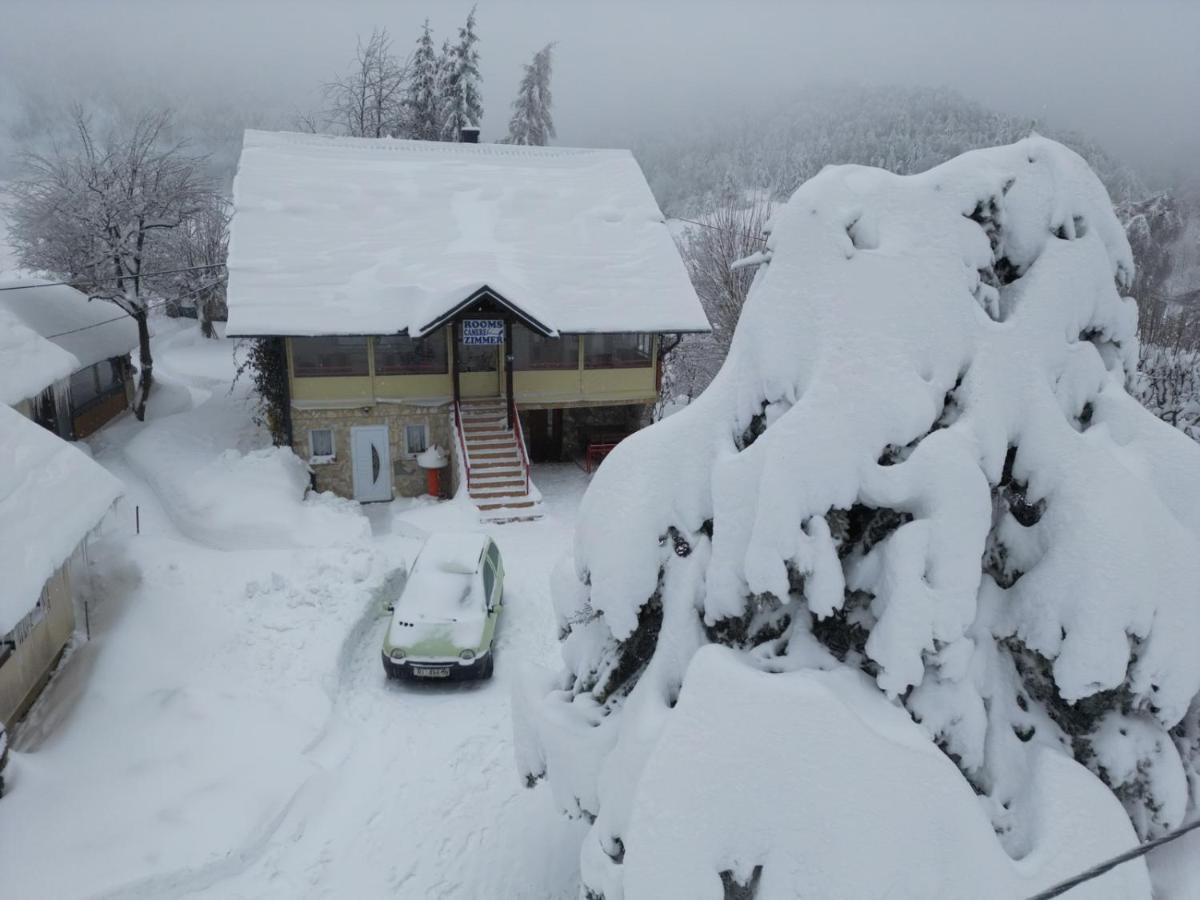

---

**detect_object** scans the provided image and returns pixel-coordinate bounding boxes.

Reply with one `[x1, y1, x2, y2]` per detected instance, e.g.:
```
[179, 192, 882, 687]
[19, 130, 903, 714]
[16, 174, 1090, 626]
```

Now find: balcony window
[375, 331, 448, 376]
[583, 333, 653, 369]
[291, 336, 369, 377]
[513, 328, 579, 370]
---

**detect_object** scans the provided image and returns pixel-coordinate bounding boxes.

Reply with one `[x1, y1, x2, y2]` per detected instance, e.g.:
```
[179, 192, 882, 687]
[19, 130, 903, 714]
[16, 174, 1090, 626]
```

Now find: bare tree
[324, 28, 409, 138]
[6, 107, 210, 418]
[664, 193, 772, 402]
[152, 193, 229, 338]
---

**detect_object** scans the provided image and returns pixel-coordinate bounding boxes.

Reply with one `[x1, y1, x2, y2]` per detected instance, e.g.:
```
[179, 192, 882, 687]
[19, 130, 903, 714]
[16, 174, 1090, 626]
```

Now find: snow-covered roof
[225, 130, 709, 337]
[0, 304, 78, 406]
[0, 279, 139, 377]
[0, 403, 122, 633]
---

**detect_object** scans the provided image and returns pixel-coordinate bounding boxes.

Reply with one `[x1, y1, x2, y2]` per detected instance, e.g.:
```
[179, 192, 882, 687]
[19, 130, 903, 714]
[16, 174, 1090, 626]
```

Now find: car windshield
[395, 534, 488, 623]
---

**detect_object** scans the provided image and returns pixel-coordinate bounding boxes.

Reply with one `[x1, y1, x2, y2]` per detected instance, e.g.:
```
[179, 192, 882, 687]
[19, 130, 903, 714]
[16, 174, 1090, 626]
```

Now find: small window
[309, 428, 335, 462]
[70, 366, 100, 406]
[375, 330, 448, 375]
[583, 333, 653, 369]
[404, 423, 429, 457]
[292, 336, 369, 377]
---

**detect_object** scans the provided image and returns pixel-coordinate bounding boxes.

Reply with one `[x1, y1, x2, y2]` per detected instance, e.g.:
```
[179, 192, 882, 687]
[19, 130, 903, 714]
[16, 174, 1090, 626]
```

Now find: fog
[1, 0, 1197, 188]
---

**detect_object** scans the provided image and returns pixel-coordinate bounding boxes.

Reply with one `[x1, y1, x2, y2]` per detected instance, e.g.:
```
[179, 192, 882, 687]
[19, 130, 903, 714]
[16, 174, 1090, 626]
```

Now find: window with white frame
[404, 422, 429, 457]
[309, 428, 335, 462]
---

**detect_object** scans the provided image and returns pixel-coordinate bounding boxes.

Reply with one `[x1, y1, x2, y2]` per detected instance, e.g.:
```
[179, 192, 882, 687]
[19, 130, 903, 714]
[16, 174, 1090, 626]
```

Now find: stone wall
[291, 402, 457, 500]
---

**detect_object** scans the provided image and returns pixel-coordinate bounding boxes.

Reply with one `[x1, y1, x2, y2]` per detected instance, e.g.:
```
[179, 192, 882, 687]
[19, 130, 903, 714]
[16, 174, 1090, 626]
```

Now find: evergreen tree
[435, 37, 456, 139]
[406, 19, 441, 141]
[442, 5, 483, 140]
[505, 43, 556, 146]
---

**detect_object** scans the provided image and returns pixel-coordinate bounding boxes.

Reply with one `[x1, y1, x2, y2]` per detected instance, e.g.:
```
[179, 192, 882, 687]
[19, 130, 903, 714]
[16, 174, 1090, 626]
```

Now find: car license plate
[414, 666, 451, 678]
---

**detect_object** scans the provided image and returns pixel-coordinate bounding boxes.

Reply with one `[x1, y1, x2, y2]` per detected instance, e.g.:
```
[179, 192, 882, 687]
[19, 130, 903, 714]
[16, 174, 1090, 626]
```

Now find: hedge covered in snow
[516, 137, 1200, 898]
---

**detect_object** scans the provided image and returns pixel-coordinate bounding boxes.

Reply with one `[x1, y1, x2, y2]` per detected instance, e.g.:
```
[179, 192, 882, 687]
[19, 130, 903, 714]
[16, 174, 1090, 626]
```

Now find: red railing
[452, 401, 472, 489]
[510, 396, 532, 495]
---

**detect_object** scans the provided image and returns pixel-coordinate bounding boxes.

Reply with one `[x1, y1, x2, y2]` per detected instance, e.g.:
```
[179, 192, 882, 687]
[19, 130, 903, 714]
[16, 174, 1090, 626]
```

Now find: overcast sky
[1, 0, 1197, 188]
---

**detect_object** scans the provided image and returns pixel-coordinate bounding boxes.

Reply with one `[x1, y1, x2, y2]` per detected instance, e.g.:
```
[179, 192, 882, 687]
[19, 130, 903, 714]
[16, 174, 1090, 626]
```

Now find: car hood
[387, 611, 487, 654]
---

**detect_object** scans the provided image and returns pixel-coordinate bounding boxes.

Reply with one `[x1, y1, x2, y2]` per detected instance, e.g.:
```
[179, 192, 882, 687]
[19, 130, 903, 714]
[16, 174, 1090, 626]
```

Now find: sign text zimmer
[462, 319, 504, 345]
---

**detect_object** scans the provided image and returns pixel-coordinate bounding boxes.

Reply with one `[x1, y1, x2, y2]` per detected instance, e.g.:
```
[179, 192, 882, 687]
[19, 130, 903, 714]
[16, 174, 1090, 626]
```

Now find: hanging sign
[461, 318, 504, 345]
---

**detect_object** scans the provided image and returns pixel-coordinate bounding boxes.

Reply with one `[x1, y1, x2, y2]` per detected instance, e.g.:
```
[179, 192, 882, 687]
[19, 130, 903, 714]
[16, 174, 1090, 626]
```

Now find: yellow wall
[0, 550, 77, 731]
[288, 334, 659, 408]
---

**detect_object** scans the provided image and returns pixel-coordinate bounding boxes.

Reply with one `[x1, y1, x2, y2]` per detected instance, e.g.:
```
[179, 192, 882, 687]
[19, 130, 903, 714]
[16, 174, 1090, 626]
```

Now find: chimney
[459, 126, 480, 144]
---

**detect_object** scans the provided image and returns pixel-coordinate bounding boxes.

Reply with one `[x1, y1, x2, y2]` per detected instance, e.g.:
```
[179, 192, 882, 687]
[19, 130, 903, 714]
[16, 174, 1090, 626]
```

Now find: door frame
[350, 424, 392, 502]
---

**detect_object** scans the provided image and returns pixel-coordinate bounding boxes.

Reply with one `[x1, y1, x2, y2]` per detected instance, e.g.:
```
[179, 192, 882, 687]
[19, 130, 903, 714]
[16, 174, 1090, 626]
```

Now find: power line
[1025, 816, 1200, 899]
[0, 262, 228, 292]
[42, 275, 228, 339]
[672, 215, 769, 245]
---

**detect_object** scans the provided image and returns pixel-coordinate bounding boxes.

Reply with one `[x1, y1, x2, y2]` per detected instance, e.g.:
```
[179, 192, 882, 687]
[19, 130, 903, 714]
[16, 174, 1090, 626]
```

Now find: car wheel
[479, 653, 494, 680]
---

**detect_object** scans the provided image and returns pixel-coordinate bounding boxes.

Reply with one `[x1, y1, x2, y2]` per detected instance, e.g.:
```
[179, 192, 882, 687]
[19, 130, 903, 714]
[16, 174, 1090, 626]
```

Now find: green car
[382, 532, 504, 680]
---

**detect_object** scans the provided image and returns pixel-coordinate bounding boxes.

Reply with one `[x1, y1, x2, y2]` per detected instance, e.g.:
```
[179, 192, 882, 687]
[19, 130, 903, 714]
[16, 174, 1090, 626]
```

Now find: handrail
[452, 401, 472, 488]
[511, 396, 531, 495]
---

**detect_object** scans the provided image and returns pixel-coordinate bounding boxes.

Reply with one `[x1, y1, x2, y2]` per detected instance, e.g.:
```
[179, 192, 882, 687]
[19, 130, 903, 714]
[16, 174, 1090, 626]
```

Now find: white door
[351, 425, 392, 502]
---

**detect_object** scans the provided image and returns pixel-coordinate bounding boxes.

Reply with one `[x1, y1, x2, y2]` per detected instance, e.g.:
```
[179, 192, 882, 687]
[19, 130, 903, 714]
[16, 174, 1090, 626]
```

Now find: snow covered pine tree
[406, 19, 442, 142]
[441, 5, 483, 140]
[515, 138, 1200, 899]
[505, 43, 556, 147]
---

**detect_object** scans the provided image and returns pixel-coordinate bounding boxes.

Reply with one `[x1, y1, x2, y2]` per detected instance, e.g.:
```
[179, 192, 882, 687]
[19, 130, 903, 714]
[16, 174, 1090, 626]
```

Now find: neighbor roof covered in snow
[0, 279, 139, 400]
[0, 304, 78, 406]
[224, 130, 709, 337]
[0, 403, 122, 633]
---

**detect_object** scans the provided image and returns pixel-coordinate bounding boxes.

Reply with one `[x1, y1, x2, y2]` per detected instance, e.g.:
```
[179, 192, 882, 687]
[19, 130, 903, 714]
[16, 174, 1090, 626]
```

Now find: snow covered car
[382, 532, 504, 680]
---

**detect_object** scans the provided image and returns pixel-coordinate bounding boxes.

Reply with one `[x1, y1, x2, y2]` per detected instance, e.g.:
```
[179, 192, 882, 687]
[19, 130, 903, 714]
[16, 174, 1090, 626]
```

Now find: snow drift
[517, 137, 1200, 898]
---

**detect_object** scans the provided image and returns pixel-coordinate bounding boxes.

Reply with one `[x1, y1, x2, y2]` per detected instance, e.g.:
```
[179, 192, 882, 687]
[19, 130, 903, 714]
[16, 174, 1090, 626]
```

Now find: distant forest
[634, 83, 1147, 217]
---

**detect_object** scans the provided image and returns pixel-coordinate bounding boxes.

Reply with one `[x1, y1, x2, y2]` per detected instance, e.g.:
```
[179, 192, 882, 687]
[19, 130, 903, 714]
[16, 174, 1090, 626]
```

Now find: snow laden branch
[516, 138, 1200, 899]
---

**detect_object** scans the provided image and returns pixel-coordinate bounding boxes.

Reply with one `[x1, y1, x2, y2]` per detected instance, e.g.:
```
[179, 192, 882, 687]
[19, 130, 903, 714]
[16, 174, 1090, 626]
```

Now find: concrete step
[470, 488, 530, 500]
[469, 448, 520, 459]
[476, 498, 538, 511]
[469, 480, 526, 492]
[465, 435, 517, 447]
[471, 458, 522, 470]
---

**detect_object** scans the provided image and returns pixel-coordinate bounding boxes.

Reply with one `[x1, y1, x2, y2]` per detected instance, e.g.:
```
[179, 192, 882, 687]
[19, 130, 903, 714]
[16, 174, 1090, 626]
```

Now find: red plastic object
[426, 467, 441, 497]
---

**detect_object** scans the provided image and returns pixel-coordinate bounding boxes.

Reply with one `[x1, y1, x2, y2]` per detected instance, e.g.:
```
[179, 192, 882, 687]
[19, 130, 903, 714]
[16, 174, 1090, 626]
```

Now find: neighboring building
[225, 130, 708, 517]
[0, 312, 122, 732]
[0, 280, 139, 440]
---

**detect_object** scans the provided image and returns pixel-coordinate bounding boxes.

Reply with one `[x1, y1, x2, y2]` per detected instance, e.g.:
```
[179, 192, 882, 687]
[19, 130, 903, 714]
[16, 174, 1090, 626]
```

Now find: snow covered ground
[0, 320, 586, 899]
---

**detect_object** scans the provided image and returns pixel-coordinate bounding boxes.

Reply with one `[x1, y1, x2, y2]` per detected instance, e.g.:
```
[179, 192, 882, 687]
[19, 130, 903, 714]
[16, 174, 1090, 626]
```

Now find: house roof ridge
[243, 129, 631, 161]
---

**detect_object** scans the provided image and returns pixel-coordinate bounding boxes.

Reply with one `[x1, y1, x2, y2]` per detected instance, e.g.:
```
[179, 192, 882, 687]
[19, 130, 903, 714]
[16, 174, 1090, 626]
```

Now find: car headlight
[459, 649, 476, 661]
[390, 648, 406, 661]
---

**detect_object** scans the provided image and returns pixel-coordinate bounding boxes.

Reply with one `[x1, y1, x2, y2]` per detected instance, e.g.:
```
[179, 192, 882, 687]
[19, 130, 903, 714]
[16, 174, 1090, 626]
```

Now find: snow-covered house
[0, 280, 139, 439]
[225, 130, 707, 515]
[0, 313, 122, 731]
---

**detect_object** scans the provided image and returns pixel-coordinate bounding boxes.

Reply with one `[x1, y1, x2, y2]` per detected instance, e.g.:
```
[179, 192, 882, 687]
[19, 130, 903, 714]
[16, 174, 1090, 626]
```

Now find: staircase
[455, 399, 543, 522]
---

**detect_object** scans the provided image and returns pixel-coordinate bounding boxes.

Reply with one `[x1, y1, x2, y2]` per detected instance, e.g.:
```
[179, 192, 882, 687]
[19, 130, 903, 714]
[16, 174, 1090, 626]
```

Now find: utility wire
[672, 215, 769, 245]
[42, 275, 229, 339]
[0, 262, 228, 292]
[1025, 817, 1200, 899]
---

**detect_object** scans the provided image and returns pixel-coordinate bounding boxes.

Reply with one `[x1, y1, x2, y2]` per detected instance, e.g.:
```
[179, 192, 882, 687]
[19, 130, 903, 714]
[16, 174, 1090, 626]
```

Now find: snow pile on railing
[516, 137, 1200, 898]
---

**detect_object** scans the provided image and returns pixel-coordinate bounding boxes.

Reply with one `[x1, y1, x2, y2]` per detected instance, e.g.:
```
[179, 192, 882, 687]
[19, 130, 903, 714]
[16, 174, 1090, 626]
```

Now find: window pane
[310, 429, 334, 457]
[482, 562, 495, 602]
[96, 360, 117, 392]
[405, 424, 428, 455]
[584, 334, 653, 369]
[375, 331, 448, 375]
[292, 336, 369, 377]
[70, 367, 99, 405]
[513, 327, 579, 370]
